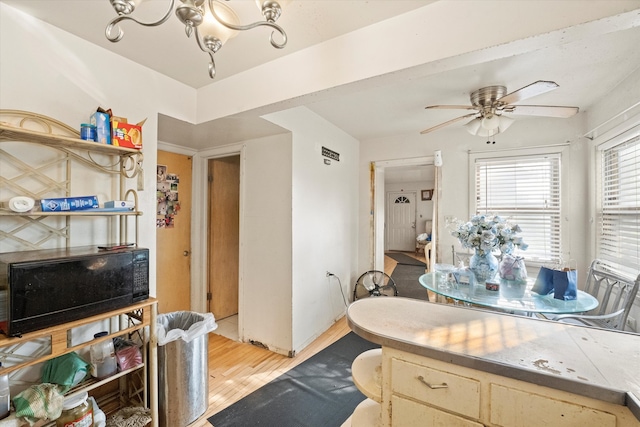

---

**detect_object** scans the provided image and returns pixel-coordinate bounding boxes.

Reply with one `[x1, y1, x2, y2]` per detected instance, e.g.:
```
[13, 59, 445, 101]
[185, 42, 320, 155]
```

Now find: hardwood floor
[190, 252, 424, 426]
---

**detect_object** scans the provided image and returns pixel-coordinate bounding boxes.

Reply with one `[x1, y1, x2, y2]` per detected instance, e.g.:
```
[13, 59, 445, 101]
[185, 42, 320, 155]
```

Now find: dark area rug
[391, 264, 429, 301]
[208, 332, 380, 427]
[385, 252, 426, 266]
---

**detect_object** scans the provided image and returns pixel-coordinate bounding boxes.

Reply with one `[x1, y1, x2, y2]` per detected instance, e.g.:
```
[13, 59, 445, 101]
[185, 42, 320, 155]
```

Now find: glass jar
[80, 124, 97, 142]
[56, 391, 93, 427]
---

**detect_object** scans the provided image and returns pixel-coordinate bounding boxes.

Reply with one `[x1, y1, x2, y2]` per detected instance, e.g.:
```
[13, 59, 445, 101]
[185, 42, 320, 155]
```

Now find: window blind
[598, 133, 640, 279]
[475, 155, 561, 264]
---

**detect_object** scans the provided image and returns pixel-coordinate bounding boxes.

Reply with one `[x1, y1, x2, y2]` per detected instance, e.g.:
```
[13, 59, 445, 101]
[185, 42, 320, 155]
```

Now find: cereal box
[40, 195, 99, 212]
[112, 118, 144, 149]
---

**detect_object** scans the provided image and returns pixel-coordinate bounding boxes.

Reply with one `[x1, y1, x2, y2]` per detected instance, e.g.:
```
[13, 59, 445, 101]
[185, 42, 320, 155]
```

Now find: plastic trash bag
[113, 337, 143, 371]
[41, 352, 89, 393]
[157, 311, 217, 346]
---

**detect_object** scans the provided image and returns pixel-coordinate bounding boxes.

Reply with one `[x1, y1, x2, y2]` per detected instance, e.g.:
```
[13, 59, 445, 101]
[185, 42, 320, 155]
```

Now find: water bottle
[0, 362, 9, 420]
[89, 332, 118, 379]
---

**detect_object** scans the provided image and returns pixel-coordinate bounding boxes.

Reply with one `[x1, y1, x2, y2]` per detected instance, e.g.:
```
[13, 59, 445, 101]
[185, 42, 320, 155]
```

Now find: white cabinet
[380, 347, 635, 427]
[346, 296, 640, 427]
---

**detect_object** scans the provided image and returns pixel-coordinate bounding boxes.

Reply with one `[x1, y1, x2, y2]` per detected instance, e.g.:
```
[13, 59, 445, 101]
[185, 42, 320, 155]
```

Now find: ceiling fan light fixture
[481, 114, 500, 131]
[422, 81, 578, 137]
[105, 0, 290, 79]
[464, 118, 482, 135]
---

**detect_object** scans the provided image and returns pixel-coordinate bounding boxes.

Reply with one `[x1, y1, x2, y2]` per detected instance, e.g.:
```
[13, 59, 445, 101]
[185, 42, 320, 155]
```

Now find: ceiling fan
[420, 80, 579, 137]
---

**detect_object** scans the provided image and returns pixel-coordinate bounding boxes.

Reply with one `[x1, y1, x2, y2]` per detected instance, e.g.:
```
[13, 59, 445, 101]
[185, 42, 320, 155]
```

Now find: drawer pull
[416, 375, 448, 389]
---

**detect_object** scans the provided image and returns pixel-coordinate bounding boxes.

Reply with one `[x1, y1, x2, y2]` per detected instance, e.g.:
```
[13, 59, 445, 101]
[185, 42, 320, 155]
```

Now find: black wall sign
[322, 146, 340, 162]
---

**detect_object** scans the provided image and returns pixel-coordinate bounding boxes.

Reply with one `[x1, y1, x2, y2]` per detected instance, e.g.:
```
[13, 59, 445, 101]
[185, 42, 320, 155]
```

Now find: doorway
[207, 155, 241, 322]
[373, 157, 436, 270]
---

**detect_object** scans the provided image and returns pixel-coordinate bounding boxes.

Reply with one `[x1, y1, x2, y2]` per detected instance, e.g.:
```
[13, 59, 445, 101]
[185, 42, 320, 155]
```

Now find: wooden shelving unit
[0, 110, 156, 425]
[0, 299, 158, 426]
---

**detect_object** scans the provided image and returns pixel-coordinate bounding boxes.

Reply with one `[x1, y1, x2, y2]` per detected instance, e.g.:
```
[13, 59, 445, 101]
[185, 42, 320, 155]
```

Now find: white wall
[240, 134, 294, 354]
[262, 107, 359, 354]
[0, 3, 198, 298]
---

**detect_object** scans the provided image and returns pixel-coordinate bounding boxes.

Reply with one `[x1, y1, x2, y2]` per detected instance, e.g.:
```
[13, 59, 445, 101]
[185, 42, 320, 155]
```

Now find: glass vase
[469, 249, 499, 283]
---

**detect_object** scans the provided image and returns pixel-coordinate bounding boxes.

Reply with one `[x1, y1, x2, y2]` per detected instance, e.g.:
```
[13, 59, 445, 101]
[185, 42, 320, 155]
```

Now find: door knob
[183, 251, 190, 256]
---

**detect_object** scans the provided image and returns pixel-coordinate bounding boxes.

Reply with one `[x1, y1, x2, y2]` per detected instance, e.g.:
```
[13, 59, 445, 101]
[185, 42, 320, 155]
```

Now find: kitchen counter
[347, 297, 640, 423]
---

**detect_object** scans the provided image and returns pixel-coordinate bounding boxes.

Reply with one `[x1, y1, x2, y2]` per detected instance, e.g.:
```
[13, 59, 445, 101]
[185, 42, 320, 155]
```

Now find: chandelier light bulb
[201, 1, 240, 46]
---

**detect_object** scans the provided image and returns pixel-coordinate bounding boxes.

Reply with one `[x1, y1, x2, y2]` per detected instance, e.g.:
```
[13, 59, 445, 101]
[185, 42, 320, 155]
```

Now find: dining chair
[553, 259, 640, 331]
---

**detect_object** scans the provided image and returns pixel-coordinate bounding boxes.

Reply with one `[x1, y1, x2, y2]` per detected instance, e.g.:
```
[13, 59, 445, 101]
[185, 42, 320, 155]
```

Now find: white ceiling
[3, 1, 640, 153]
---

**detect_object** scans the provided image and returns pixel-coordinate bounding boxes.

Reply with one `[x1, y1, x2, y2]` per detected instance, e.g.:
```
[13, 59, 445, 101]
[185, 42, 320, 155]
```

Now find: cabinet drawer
[391, 358, 480, 419]
[392, 395, 483, 427]
[490, 384, 617, 427]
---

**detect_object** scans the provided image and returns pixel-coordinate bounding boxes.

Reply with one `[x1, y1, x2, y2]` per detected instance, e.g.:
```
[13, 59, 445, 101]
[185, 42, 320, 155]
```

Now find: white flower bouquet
[450, 214, 528, 255]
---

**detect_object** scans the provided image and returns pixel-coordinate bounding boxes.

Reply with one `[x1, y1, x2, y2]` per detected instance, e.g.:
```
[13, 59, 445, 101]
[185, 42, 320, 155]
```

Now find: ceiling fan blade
[498, 80, 559, 105]
[425, 105, 479, 111]
[420, 113, 478, 135]
[503, 105, 579, 118]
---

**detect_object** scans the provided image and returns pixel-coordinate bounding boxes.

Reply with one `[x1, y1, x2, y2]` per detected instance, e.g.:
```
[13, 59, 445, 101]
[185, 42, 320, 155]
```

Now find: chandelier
[105, 0, 290, 79]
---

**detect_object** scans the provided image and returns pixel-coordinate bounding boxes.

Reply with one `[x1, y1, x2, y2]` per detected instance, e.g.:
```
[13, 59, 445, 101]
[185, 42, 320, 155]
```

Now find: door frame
[191, 145, 245, 322]
[373, 156, 435, 271]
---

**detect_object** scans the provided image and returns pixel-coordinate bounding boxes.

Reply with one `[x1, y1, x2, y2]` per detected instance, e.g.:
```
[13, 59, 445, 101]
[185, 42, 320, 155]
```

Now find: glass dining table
[419, 272, 599, 316]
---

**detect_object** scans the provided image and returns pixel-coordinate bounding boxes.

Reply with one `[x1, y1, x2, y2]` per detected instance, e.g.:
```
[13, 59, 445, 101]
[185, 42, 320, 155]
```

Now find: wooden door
[386, 192, 416, 251]
[156, 150, 192, 314]
[208, 156, 240, 319]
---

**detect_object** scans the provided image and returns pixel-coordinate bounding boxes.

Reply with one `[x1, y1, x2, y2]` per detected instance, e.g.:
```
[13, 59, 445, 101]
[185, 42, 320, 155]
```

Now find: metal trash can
[157, 311, 217, 427]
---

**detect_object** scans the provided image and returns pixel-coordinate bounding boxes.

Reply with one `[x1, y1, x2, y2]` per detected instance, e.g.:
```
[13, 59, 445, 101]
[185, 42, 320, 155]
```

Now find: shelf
[66, 364, 145, 398]
[0, 110, 143, 249]
[0, 298, 157, 374]
[0, 123, 140, 156]
[0, 298, 158, 427]
[0, 210, 142, 217]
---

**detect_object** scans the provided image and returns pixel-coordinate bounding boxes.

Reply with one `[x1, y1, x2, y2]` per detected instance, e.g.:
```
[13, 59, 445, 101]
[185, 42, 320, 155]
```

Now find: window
[474, 154, 561, 264]
[597, 127, 640, 279]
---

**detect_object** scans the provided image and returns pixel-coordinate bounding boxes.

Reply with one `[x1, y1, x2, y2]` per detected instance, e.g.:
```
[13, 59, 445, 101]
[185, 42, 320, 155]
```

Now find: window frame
[594, 117, 640, 279]
[469, 146, 568, 266]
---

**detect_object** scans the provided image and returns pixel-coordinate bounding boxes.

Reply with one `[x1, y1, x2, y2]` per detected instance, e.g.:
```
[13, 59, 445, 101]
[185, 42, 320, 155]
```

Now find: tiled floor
[213, 314, 239, 341]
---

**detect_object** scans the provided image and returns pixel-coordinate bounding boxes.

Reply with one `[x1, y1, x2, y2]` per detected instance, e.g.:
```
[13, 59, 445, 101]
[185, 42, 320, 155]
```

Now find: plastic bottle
[88, 396, 106, 427]
[0, 362, 9, 420]
[89, 331, 118, 379]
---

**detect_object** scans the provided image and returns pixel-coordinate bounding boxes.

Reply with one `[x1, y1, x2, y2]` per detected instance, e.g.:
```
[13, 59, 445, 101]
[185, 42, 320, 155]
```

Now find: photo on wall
[156, 164, 181, 228]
